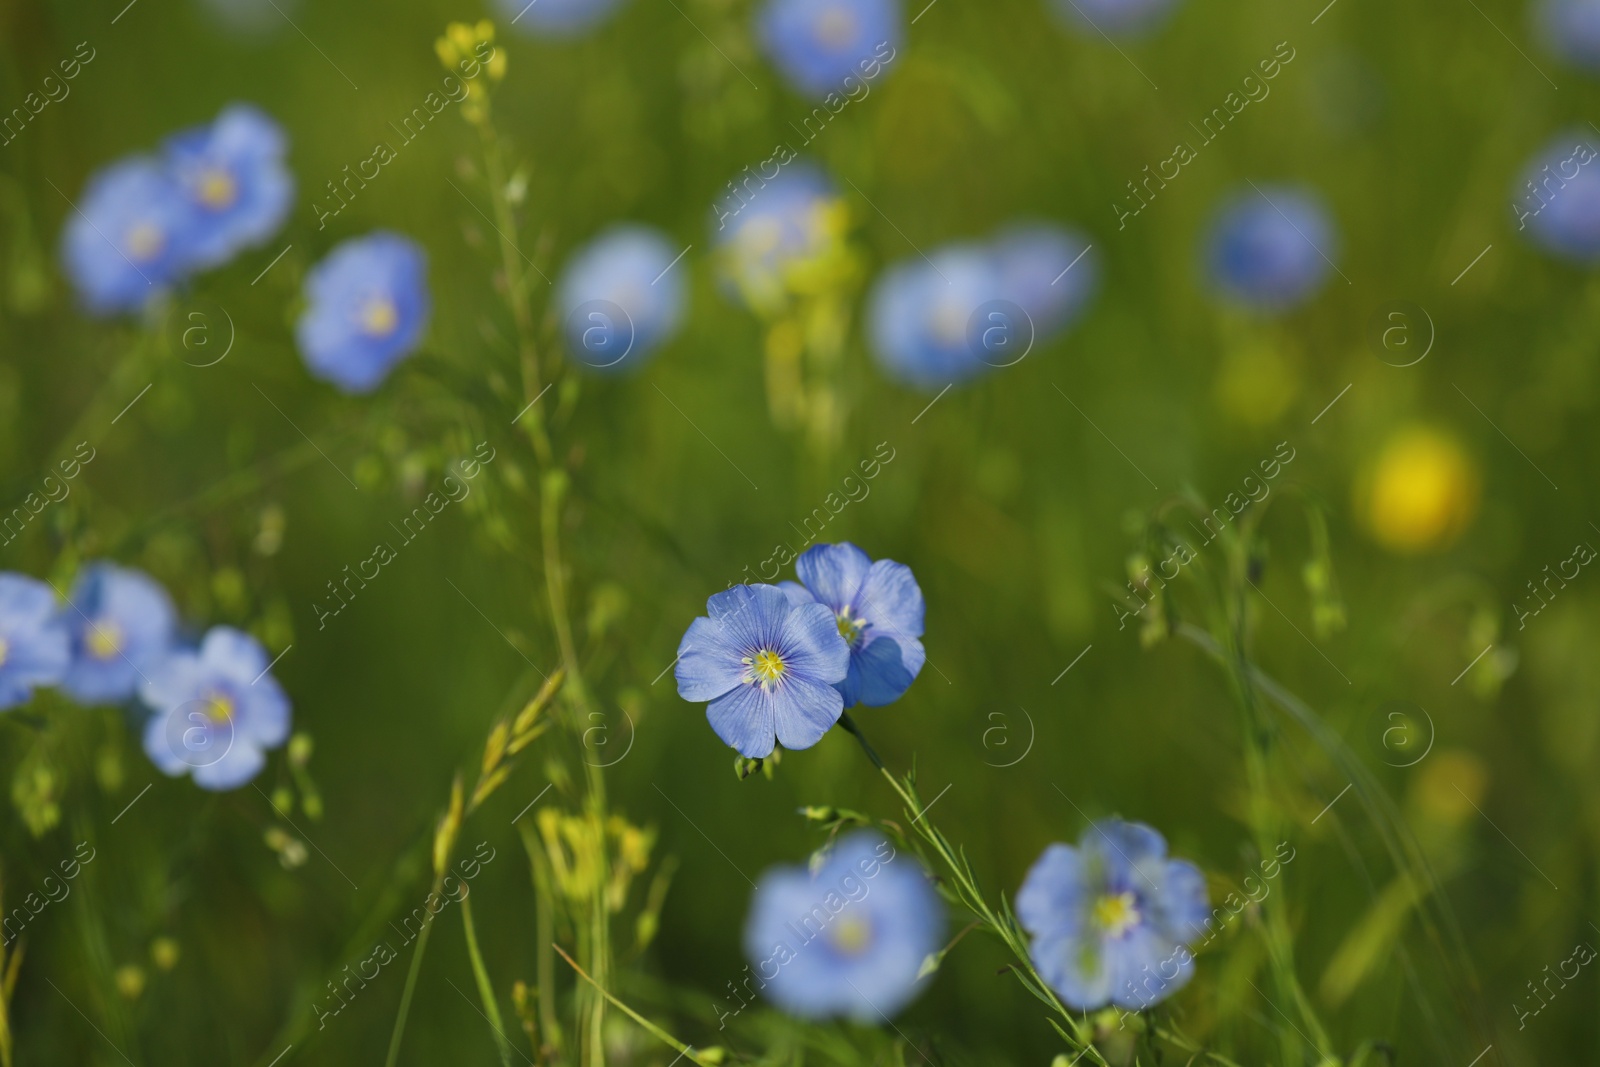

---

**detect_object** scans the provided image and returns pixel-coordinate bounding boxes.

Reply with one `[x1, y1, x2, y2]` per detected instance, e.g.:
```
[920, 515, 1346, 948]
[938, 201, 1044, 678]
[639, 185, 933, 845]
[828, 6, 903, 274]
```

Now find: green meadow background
[3, 0, 1599, 1062]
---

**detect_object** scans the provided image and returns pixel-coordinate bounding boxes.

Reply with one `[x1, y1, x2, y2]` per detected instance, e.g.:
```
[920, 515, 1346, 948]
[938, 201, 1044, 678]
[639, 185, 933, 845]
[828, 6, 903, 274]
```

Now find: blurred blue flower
[1536, 0, 1600, 71]
[675, 583, 849, 758]
[756, 0, 902, 98]
[164, 103, 293, 271]
[296, 232, 430, 393]
[1048, 0, 1181, 38]
[743, 831, 943, 1020]
[496, 0, 627, 37]
[781, 542, 924, 708]
[61, 157, 196, 315]
[867, 244, 1002, 389]
[61, 562, 177, 705]
[0, 574, 69, 710]
[1515, 132, 1600, 262]
[991, 222, 1098, 338]
[1205, 186, 1336, 311]
[1016, 819, 1209, 1011]
[555, 224, 687, 371]
[140, 626, 291, 791]
[714, 164, 844, 312]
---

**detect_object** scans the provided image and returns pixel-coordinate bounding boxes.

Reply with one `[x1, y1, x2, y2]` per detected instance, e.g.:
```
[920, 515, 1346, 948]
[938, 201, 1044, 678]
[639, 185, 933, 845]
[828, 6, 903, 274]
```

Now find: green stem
[554, 944, 715, 1066]
[462, 895, 516, 1067]
[385, 872, 444, 1067]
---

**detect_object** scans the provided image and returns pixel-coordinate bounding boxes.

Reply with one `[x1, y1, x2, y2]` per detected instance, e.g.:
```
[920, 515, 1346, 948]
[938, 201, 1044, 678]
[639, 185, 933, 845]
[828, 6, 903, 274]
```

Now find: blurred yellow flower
[1358, 427, 1478, 553]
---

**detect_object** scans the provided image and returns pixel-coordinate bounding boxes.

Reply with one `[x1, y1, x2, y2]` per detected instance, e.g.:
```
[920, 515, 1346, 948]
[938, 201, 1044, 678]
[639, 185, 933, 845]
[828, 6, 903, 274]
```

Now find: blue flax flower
[675, 584, 849, 758]
[296, 232, 430, 393]
[780, 543, 924, 708]
[497, 0, 627, 37]
[61, 562, 177, 705]
[743, 831, 943, 1020]
[867, 243, 1003, 389]
[1049, 0, 1181, 38]
[1016, 819, 1209, 1011]
[140, 626, 291, 790]
[1536, 0, 1600, 72]
[0, 574, 69, 710]
[1205, 185, 1336, 312]
[555, 224, 687, 371]
[61, 157, 196, 315]
[1515, 132, 1600, 262]
[756, 0, 903, 98]
[164, 103, 293, 271]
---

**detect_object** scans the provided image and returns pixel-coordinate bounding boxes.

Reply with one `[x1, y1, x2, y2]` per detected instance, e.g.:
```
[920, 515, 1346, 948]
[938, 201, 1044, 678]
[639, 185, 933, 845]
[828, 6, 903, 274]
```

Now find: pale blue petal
[675, 615, 746, 701]
[1016, 843, 1089, 939]
[1156, 859, 1210, 942]
[857, 558, 924, 641]
[776, 580, 814, 606]
[706, 683, 776, 758]
[1030, 930, 1114, 1010]
[1106, 926, 1191, 1010]
[769, 673, 844, 750]
[795, 543, 872, 612]
[777, 600, 849, 684]
[192, 740, 266, 791]
[851, 636, 917, 706]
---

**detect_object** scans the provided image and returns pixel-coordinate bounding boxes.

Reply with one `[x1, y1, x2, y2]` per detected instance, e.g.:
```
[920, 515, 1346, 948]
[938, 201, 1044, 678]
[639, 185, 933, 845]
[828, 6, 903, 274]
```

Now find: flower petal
[857, 558, 925, 641]
[192, 741, 266, 791]
[851, 636, 918, 707]
[1029, 929, 1113, 1011]
[1106, 926, 1191, 1010]
[776, 580, 814, 607]
[1155, 859, 1210, 943]
[769, 673, 844, 751]
[1016, 843, 1089, 939]
[705, 584, 791, 654]
[675, 615, 746, 702]
[777, 601, 850, 685]
[795, 543, 873, 612]
[706, 683, 776, 758]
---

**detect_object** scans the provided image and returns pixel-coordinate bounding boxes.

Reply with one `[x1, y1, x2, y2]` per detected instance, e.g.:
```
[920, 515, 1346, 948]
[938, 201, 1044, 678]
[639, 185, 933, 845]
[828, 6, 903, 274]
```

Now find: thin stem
[385, 872, 444, 1067]
[553, 944, 715, 1066]
[837, 712, 883, 770]
[462, 895, 516, 1067]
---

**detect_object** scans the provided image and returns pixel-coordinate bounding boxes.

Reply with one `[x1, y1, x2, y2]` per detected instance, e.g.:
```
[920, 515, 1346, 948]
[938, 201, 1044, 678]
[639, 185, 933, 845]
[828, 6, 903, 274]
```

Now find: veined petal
[675, 615, 747, 701]
[858, 558, 925, 640]
[778, 601, 850, 684]
[706, 683, 777, 758]
[795, 543, 873, 611]
[776, 580, 814, 607]
[769, 673, 844, 751]
[705, 584, 791, 654]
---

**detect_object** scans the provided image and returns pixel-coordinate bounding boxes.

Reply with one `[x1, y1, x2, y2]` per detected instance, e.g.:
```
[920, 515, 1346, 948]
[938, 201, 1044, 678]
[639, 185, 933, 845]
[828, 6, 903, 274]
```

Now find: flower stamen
[1092, 891, 1140, 938]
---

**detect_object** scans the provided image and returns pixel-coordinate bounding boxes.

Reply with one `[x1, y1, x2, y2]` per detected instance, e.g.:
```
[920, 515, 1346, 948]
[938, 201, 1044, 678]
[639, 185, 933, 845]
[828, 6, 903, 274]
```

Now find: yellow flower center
[203, 692, 235, 723]
[1092, 891, 1140, 937]
[125, 222, 165, 263]
[87, 620, 124, 660]
[748, 648, 786, 685]
[815, 7, 858, 48]
[197, 168, 238, 209]
[0, 636, 9, 668]
[828, 913, 873, 956]
[835, 610, 866, 647]
[360, 297, 400, 337]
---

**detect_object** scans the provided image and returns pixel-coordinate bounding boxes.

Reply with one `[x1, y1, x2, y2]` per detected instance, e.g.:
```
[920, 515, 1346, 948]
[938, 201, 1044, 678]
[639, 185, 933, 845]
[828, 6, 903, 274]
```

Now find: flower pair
[675, 543, 924, 758]
[63, 104, 293, 314]
[0, 563, 290, 790]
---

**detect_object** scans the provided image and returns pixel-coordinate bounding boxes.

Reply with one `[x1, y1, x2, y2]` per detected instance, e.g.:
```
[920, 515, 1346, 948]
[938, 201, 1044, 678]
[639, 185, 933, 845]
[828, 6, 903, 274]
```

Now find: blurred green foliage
[3, 0, 1600, 1063]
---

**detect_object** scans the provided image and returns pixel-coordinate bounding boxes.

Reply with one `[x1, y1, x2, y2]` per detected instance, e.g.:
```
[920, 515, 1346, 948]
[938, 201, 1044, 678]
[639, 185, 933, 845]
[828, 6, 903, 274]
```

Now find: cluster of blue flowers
[868, 222, 1099, 389]
[0, 564, 290, 791]
[62, 104, 293, 315]
[675, 542, 925, 758]
[673, 551, 1210, 1021]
